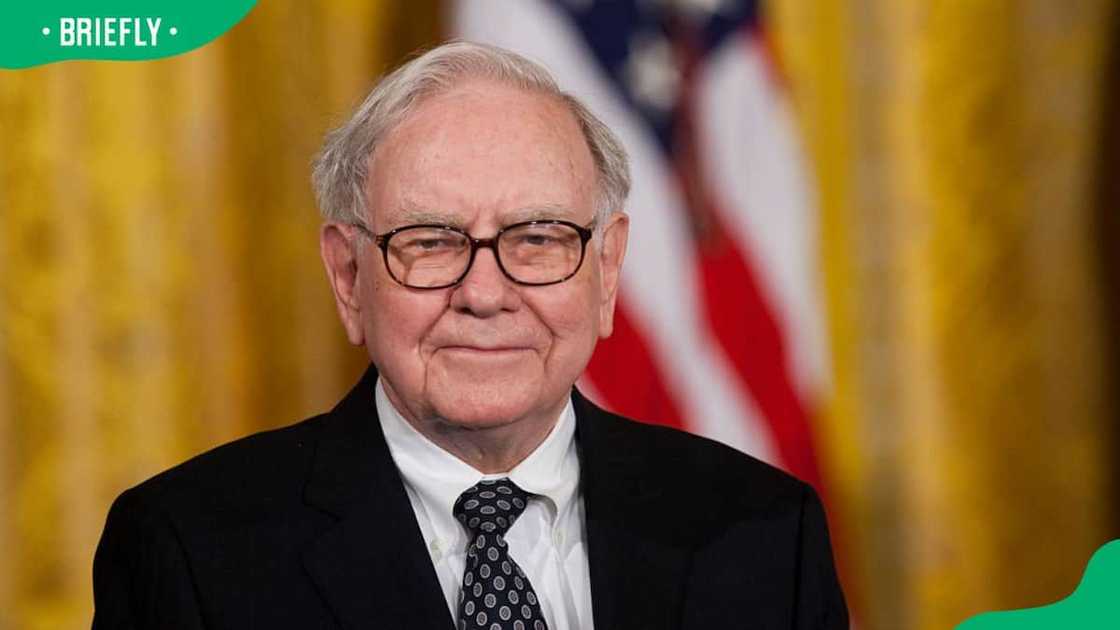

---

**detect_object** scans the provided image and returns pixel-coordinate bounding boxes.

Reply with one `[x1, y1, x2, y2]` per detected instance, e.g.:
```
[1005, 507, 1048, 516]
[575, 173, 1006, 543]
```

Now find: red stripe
[693, 216, 822, 488]
[668, 28, 823, 488]
[750, 20, 791, 91]
[583, 296, 686, 431]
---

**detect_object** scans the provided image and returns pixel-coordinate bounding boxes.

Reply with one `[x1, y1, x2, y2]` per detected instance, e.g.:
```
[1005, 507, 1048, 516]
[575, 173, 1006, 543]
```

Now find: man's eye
[516, 233, 557, 247]
[403, 237, 458, 251]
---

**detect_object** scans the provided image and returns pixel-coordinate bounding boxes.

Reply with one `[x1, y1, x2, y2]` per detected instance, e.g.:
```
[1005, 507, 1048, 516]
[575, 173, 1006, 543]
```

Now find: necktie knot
[453, 478, 530, 537]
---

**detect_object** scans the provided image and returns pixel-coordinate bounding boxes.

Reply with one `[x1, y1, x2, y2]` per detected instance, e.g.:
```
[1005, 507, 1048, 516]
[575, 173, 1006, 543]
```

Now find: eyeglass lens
[385, 223, 585, 288]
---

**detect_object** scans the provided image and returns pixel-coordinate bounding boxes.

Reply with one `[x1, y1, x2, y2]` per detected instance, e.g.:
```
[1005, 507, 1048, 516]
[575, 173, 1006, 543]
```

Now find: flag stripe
[585, 299, 686, 430]
[698, 30, 830, 403]
[694, 209, 821, 485]
[663, 21, 822, 485]
[687, 28, 827, 486]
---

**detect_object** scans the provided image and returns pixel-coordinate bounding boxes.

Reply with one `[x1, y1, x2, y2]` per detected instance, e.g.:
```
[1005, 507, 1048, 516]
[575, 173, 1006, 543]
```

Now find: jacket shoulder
[118, 414, 328, 519]
[599, 408, 807, 492]
[586, 406, 816, 535]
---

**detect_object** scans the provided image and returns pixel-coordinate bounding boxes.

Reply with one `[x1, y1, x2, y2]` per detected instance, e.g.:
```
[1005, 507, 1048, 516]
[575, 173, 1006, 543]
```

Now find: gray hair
[311, 41, 630, 229]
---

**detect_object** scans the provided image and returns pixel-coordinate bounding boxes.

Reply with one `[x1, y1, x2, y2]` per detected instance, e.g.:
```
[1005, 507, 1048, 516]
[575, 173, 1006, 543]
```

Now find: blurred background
[1, 1, 1117, 628]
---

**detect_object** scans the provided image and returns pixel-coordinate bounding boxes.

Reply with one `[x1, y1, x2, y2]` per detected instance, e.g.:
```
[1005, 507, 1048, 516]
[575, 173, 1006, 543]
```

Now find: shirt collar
[375, 377, 580, 521]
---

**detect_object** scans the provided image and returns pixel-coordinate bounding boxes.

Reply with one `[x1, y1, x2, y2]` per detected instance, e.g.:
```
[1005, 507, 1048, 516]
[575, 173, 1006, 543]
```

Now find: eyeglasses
[352, 219, 596, 289]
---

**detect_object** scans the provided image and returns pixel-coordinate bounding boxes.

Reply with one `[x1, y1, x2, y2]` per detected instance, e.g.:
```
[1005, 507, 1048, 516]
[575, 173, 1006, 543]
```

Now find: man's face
[322, 79, 628, 431]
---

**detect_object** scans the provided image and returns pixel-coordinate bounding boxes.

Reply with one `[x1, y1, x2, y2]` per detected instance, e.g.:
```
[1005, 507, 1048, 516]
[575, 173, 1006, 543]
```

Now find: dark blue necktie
[453, 478, 549, 630]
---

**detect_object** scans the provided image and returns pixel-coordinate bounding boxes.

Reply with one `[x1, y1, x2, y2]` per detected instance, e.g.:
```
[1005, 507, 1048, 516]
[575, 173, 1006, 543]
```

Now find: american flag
[454, 0, 829, 492]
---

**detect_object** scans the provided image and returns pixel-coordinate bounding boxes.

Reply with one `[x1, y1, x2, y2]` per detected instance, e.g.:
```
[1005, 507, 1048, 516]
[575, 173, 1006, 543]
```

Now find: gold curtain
[0, 3, 439, 628]
[771, 1, 1117, 628]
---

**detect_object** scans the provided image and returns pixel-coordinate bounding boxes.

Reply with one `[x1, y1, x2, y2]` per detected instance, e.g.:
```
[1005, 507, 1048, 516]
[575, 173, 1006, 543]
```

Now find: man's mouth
[441, 345, 529, 353]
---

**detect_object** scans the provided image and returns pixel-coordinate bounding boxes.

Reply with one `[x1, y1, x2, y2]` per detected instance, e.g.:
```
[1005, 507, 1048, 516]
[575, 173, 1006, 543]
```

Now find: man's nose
[449, 247, 521, 317]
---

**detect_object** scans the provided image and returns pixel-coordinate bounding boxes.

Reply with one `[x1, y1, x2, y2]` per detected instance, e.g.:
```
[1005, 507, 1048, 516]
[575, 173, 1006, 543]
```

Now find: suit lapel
[574, 390, 692, 630]
[302, 367, 453, 630]
[298, 371, 691, 629]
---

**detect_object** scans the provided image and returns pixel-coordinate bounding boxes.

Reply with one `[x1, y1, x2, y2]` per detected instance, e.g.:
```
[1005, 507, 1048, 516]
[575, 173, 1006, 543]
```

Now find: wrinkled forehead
[364, 80, 597, 229]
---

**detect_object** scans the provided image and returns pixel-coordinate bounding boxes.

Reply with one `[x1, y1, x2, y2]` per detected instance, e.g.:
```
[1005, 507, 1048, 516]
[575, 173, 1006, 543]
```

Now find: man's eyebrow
[504, 205, 583, 223]
[390, 208, 467, 228]
[386, 204, 587, 229]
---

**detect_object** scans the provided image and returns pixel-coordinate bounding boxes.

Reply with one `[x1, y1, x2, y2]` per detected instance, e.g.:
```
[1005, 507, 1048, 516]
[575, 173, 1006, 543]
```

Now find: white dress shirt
[376, 378, 594, 630]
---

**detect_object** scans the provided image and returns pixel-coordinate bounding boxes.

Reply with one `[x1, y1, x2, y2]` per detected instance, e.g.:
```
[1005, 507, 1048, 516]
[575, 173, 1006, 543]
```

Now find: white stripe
[455, 0, 779, 464]
[696, 32, 831, 402]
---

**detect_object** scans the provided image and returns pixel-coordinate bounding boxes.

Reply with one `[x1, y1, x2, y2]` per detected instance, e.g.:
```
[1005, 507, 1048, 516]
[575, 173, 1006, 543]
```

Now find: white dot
[41, 27, 50, 36]
[169, 27, 179, 36]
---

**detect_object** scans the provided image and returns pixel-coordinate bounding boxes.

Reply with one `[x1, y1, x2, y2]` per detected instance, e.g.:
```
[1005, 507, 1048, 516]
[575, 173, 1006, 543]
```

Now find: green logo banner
[0, 0, 258, 69]
[957, 540, 1120, 629]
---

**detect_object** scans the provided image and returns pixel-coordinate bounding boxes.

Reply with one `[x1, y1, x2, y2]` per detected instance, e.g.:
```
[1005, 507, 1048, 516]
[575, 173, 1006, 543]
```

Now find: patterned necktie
[453, 478, 549, 630]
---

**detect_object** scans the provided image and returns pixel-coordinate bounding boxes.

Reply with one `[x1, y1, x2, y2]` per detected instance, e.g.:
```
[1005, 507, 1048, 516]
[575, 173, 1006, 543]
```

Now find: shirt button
[552, 530, 564, 547]
[429, 538, 443, 562]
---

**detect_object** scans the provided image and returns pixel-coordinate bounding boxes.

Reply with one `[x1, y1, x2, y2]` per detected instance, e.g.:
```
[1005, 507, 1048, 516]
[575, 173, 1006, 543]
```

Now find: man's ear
[320, 223, 366, 346]
[597, 212, 629, 338]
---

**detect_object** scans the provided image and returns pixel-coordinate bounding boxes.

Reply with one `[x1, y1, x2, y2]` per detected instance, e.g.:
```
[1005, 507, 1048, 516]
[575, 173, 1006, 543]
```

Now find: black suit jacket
[93, 367, 848, 629]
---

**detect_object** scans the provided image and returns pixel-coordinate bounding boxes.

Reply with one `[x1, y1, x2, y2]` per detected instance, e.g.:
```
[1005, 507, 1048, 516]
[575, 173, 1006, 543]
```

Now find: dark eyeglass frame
[351, 218, 596, 289]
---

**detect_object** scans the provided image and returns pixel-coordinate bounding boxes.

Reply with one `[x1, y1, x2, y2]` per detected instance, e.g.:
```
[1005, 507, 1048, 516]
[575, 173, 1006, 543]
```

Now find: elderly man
[93, 42, 847, 630]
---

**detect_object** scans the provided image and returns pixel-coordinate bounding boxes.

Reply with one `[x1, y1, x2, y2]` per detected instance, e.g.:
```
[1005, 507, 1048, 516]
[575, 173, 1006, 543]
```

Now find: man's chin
[429, 389, 540, 428]
[423, 356, 565, 426]
[425, 375, 545, 427]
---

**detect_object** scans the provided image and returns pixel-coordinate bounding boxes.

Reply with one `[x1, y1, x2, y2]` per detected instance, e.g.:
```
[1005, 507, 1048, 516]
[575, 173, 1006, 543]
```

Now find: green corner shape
[956, 540, 1120, 630]
[1, 1, 258, 69]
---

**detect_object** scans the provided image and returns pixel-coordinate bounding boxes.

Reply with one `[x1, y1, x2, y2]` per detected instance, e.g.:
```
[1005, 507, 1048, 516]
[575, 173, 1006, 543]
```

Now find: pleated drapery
[0, 3, 440, 628]
[771, 1, 1118, 628]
